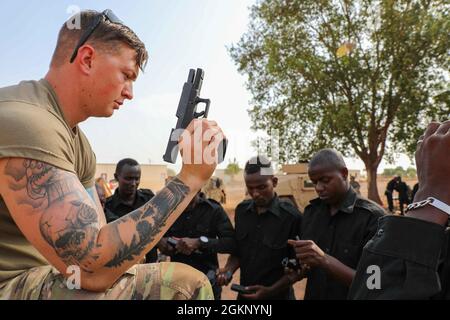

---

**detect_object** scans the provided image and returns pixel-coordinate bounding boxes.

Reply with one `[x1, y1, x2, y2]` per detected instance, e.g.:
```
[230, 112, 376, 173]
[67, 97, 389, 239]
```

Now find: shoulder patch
[236, 199, 252, 208]
[355, 197, 386, 216]
[138, 189, 155, 201]
[279, 199, 302, 216]
[235, 199, 253, 213]
[140, 189, 155, 196]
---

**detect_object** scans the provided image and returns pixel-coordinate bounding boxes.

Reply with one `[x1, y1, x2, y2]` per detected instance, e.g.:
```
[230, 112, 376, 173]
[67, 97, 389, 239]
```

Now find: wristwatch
[406, 197, 450, 216]
[199, 236, 209, 250]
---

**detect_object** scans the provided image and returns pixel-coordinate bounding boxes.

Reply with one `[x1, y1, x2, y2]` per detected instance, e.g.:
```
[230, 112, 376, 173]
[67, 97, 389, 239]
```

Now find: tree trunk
[365, 163, 383, 205]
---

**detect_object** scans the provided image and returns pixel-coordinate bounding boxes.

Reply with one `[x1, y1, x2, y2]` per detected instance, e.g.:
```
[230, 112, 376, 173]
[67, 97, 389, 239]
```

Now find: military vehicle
[275, 163, 317, 212]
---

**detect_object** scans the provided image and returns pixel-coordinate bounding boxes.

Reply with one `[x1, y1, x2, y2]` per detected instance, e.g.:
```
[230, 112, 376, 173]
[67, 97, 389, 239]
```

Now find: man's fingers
[204, 128, 224, 147]
[301, 258, 315, 266]
[245, 285, 260, 291]
[414, 122, 440, 164]
[297, 252, 315, 260]
[288, 240, 312, 247]
[178, 118, 225, 165]
[191, 119, 220, 134]
[434, 120, 450, 136]
[423, 122, 441, 139]
[185, 118, 214, 132]
[293, 244, 315, 253]
[180, 119, 220, 146]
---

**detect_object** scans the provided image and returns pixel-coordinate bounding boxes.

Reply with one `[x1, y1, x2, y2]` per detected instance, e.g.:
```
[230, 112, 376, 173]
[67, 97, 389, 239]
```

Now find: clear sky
[0, 1, 413, 173]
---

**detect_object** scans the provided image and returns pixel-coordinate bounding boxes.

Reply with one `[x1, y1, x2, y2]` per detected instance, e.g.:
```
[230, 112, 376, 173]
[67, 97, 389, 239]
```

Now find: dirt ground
[218, 175, 417, 300]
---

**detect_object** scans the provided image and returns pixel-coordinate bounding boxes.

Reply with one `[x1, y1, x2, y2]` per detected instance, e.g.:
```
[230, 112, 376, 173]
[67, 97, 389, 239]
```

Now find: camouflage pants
[0, 262, 213, 300]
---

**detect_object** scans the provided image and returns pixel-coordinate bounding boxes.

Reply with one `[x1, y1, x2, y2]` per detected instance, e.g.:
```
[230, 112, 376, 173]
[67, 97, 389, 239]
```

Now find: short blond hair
[51, 10, 148, 71]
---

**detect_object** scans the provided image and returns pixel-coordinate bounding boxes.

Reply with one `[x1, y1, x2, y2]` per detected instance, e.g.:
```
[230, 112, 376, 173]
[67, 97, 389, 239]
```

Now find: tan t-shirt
[0, 79, 96, 283]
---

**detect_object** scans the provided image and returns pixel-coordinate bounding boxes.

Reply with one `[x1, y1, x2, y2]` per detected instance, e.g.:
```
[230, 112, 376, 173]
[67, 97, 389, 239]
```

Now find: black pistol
[230, 284, 255, 295]
[163, 68, 227, 164]
[167, 237, 179, 248]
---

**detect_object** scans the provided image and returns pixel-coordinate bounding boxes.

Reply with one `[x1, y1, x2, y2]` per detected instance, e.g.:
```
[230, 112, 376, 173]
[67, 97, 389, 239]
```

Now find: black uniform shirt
[301, 187, 385, 300]
[165, 196, 235, 275]
[349, 215, 450, 299]
[234, 195, 302, 299]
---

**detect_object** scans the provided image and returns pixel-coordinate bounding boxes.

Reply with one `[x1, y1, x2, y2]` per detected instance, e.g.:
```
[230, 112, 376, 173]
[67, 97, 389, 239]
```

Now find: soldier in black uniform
[104, 158, 157, 263]
[385, 176, 400, 212]
[349, 176, 361, 195]
[157, 191, 235, 300]
[217, 156, 302, 300]
[288, 149, 385, 300]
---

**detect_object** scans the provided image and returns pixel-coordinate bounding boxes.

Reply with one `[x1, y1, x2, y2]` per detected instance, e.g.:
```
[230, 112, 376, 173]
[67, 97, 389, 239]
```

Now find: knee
[160, 262, 213, 300]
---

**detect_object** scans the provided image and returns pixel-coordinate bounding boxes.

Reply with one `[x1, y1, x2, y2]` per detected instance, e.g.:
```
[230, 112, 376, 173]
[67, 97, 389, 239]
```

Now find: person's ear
[272, 176, 278, 188]
[75, 44, 96, 74]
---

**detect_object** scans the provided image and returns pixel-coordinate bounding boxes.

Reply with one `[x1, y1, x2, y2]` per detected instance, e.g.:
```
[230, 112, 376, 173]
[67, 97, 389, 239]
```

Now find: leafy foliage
[230, 0, 449, 201]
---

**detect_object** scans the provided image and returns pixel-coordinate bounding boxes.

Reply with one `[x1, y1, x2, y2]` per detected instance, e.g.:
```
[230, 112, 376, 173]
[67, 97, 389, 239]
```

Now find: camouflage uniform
[0, 262, 213, 300]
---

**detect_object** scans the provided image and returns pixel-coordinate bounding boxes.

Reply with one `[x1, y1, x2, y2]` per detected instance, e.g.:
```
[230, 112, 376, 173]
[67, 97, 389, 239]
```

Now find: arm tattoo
[105, 177, 190, 267]
[5, 159, 192, 272]
[142, 178, 191, 219]
[5, 159, 99, 271]
[40, 200, 100, 272]
[5, 159, 79, 209]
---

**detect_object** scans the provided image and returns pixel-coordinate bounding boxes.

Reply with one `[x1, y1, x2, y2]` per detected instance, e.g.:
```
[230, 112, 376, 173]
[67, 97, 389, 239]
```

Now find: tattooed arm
[0, 158, 204, 292]
[86, 186, 107, 226]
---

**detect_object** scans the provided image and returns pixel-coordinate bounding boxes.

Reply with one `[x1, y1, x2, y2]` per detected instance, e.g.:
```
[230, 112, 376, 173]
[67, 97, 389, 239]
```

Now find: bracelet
[406, 197, 450, 216]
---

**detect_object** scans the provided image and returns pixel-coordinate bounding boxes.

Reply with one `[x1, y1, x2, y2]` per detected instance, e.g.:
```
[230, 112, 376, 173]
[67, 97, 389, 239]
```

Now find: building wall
[214, 169, 245, 184]
[95, 164, 168, 192]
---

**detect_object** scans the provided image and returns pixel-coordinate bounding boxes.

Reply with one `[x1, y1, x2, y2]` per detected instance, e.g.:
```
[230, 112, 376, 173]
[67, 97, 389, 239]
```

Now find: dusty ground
[218, 176, 417, 300]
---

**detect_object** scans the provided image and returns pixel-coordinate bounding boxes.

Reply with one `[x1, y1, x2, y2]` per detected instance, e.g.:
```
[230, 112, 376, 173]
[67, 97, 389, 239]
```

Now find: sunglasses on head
[69, 9, 123, 63]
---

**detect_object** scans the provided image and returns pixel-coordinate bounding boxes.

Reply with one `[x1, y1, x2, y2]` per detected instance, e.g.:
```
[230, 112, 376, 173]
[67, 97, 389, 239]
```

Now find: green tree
[382, 166, 405, 176]
[382, 166, 417, 178]
[405, 166, 417, 178]
[230, 0, 449, 203]
[225, 158, 242, 180]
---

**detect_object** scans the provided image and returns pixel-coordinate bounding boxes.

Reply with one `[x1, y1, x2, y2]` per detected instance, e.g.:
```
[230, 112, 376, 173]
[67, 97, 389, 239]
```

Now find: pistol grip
[163, 128, 179, 163]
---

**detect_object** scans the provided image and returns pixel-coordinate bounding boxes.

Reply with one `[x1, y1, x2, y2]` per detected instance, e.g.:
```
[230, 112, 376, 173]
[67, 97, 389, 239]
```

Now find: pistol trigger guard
[193, 111, 206, 118]
[195, 97, 210, 118]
